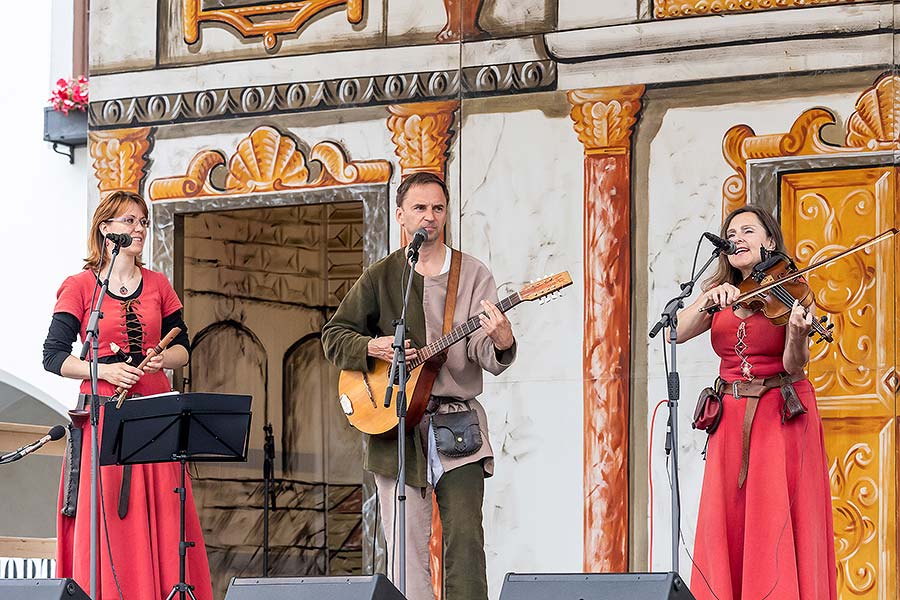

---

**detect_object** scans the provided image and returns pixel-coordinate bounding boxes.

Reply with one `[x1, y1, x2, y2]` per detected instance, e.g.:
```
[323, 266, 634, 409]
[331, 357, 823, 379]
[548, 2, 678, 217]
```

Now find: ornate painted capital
[149, 126, 391, 201]
[88, 127, 153, 198]
[386, 101, 460, 178]
[567, 86, 645, 155]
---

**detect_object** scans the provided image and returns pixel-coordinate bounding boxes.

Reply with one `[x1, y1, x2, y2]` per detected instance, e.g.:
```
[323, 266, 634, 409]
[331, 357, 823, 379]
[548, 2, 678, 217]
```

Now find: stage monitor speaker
[499, 572, 696, 600]
[0, 579, 90, 600]
[224, 574, 407, 600]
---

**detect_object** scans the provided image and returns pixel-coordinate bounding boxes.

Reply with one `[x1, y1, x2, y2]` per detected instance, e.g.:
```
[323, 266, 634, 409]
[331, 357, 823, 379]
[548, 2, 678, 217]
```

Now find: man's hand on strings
[480, 300, 514, 351]
[367, 336, 418, 363]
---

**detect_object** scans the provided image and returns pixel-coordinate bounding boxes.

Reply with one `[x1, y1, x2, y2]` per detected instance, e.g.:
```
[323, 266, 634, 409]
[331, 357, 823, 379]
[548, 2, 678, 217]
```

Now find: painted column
[568, 85, 644, 572]
[385, 100, 460, 599]
[88, 127, 153, 198]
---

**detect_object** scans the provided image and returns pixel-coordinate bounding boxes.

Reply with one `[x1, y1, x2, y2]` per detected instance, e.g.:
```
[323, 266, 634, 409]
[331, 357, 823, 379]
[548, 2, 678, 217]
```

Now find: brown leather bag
[692, 381, 724, 434]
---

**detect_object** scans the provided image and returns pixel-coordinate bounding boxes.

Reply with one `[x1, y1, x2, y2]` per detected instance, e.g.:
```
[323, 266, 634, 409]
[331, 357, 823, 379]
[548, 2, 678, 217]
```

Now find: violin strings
[768, 284, 828, 337]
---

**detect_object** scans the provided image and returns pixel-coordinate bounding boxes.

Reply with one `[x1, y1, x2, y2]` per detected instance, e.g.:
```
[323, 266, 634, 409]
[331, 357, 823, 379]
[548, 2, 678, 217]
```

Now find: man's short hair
[396, 172, 450, 208]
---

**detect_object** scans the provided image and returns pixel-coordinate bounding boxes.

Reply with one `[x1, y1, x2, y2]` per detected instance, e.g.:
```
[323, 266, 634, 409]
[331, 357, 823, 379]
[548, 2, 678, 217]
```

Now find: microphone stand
[79, 241, 124, 600]
[648, 243, 723, 574]
[262, 422, 275, 576]
[382, 245, 419, 595]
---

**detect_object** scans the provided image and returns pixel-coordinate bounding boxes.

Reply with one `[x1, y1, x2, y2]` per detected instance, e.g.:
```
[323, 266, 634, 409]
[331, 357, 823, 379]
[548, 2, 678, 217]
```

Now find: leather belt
[721, 372, 806, 488]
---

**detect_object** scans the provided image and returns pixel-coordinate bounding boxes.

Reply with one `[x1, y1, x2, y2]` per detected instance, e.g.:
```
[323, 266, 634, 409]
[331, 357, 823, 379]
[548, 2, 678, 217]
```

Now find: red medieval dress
[52, 269, 212, 600]
[690, 309, 836, 600]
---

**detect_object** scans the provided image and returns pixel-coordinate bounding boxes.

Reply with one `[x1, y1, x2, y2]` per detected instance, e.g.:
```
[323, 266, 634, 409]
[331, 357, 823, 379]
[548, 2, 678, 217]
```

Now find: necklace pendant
[119, 285, 128, 294]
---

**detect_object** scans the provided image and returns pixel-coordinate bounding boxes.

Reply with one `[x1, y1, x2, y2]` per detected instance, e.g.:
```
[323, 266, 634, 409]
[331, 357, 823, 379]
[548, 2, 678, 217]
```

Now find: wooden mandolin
[338, 272, 573, 435]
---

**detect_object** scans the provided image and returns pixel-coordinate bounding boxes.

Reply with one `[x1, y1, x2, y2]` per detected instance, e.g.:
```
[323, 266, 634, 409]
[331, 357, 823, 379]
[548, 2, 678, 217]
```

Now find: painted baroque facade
[87, 1, 898, 599]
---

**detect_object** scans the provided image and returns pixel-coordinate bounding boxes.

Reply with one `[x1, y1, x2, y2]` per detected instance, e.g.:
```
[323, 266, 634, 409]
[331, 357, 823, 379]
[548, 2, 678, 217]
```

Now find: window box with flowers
[44, 76, 88, 163]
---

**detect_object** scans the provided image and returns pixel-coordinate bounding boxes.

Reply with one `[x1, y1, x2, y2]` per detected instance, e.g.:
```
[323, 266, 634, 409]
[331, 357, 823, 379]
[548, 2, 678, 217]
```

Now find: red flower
[49, 76, 89, 114]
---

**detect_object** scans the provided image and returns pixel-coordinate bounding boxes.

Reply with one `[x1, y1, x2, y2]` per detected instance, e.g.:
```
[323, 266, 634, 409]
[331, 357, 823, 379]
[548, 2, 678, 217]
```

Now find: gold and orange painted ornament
[655, 0, 858, 19]
[830, 443, 879, 595]
[722, 72, 900, 214]
[148, 126, 391, 201]
[567, 86, 644, 155]
[89, 127, 153, 199]
[386, 101, 460, 179]
[183, 0, 363, 50]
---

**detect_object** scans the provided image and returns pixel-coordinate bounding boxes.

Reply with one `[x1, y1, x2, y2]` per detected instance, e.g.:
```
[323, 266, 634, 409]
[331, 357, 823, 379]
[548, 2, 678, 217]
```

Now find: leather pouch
[780, 377, 807, 423]
[61, 421, 83, 517]
[692, 384, 723, 434]
[432, 409, 483, 458]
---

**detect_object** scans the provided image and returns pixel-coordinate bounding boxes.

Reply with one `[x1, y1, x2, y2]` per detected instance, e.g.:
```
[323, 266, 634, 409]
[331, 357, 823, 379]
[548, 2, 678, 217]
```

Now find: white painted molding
[544, 3, 892, 61]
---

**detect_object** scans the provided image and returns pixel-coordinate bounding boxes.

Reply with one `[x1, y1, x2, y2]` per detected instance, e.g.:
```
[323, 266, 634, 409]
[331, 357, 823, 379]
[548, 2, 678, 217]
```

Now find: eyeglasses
[106, 216, 150, 228]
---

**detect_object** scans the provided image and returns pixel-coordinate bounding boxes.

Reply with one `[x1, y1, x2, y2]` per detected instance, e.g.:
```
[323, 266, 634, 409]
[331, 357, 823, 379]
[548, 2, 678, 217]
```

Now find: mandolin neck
[410, 292, 522, 368]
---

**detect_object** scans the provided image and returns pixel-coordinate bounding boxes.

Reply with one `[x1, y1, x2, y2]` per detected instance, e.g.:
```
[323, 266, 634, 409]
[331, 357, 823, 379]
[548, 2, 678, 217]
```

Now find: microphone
[703, 232, 737, 255]
[407, 228, 428, 257]
[0, 425, 66, 464]
[105, 232, 133, 248]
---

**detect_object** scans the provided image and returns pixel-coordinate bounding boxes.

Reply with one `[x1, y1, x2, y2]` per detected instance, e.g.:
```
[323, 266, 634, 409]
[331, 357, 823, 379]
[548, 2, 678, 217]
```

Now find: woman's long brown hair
[84, 191, 148, 272]
[702, 205, 788, 291]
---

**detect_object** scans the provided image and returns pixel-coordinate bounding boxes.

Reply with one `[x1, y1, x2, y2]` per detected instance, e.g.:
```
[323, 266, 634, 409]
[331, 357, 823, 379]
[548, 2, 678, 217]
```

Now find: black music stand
[100, 392, 252, 600]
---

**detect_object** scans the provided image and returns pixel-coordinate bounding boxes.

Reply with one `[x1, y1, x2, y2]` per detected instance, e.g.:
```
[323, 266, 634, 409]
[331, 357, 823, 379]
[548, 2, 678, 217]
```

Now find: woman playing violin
[678, 206, 836, 600]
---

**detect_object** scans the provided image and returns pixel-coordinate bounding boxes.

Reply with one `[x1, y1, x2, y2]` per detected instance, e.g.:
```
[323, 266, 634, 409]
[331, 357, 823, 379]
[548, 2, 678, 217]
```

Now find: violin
[699, 227, 899, 344]
[734, 249, 834, 344]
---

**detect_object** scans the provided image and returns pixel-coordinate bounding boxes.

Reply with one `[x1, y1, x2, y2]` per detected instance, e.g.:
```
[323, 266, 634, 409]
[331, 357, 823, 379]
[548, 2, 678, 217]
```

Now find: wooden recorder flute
[68, 342, 135, 420]
[114, 327, 182, 408]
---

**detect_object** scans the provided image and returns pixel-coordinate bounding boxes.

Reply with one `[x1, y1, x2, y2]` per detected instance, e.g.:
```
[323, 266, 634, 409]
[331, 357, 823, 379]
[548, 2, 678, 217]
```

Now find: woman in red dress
[42, 191, 212, 600]
[678, 206, 836, 600]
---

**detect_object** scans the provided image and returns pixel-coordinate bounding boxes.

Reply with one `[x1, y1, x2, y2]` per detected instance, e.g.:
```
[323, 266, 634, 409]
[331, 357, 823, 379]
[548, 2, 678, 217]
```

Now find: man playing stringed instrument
[322, 172, 516, 600]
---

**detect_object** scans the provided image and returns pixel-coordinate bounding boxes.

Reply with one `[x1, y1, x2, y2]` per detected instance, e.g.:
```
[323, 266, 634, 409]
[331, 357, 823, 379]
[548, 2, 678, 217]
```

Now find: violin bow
[700, 227, 899, 314]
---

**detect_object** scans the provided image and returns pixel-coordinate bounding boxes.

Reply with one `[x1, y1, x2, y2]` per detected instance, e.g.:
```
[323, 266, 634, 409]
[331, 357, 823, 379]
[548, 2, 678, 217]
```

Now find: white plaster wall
[558, 0, 640, 29]
[457, 99, 585, 598]
[89, 0, 157, 73]
[387, 0, 553, 44]
[0, 0, 88, 416]
[644, 91, 859, 580]
[387, 0, 449, 42]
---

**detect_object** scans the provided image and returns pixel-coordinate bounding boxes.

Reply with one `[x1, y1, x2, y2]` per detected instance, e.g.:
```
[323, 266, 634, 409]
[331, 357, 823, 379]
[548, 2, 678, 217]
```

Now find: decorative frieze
[655, 0, 857, 19]
[89, 62, 556, 129]
[148, 126, 391, 201]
